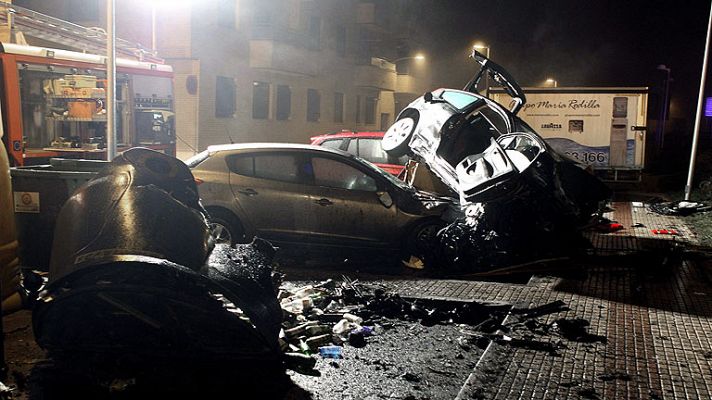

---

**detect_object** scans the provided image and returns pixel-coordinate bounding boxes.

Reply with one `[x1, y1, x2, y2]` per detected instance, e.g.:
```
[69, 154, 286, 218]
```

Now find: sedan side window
[320, 139, 343, 150]
[254, 154, 302, 183]
[357, 138, 389, 164]
[226, 155, 255, 176]
[311, 157, 378, 192]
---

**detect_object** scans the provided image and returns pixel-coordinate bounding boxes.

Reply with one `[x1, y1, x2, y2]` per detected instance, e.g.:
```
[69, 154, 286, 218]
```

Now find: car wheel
[382, 113, 418, 157]
[402, 219, 444, 268]
[206, 209, 245, 246]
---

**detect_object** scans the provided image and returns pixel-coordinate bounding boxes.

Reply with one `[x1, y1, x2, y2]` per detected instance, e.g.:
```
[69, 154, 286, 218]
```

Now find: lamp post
[389, 54, 425, 74]
[545, 78, 558, 88]
[106, 0, 116, 161]
[657, 64, 671, 151]
[685, 1, 712, 201]
[473, 43, 490, 96]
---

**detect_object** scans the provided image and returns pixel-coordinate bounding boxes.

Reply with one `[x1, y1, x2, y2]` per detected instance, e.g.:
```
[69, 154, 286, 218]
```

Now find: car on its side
[310, 131, 408, 176]
[382, 51, 610, 224]
[187, 143, 453, 260]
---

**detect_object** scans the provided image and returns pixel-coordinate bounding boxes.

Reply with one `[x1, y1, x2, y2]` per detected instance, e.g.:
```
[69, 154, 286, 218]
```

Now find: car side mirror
[377, 191, 393, 208]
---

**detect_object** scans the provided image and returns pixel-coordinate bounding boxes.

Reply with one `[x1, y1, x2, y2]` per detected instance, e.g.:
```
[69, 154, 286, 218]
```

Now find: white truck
[491, 87, 648, 181]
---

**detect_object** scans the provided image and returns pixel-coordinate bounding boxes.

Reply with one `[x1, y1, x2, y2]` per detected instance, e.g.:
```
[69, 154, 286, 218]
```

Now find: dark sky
[408, 0, 711, 120]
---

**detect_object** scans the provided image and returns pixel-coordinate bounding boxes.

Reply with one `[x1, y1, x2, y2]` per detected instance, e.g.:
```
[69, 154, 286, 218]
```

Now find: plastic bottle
[318, 345, 343, 359]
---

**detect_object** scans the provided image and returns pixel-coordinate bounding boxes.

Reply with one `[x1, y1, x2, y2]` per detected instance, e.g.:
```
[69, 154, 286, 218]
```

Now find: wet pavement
[2, 202, 712, 399]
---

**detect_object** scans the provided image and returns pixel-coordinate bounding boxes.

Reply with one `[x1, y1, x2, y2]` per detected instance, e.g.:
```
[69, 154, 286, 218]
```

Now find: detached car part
[33, 148, 282, 364]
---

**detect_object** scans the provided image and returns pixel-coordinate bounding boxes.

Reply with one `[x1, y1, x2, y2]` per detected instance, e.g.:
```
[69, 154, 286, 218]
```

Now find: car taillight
[194, 178, 204, 186]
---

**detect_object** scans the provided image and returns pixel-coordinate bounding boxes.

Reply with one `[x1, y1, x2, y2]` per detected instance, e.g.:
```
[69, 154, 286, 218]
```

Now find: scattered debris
[0, 381, 14, 400]
[512, 300, 570, 318]
[578, 387, 600, 399]
[651, 229, 679, 235]
[552, 318, 607, 343]
[649, 201, 711, 216]
[597, 372, 632, 382]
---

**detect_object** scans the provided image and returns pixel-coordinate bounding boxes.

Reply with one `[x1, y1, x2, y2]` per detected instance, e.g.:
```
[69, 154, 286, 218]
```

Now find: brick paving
[385, 202, 712, 399]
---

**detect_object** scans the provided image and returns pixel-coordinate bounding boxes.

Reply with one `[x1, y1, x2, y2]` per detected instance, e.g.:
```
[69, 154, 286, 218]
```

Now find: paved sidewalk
[386, 202, 712, 399]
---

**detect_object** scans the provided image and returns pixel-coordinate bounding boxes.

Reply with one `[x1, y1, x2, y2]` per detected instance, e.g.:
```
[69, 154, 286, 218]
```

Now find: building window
[365, 96, 377, 125]
[308, 16, 321, 49]
[215, 76, 236, 118]
[217, 0, 236, 28]
[355, 95, 361, 123]
[333, 92, 344, 123]
[254, 2, 272, 25]
[307, 89, 320, 122]
[252, 81, 270, 119]
[276, 85, 291, 121]
[336, 26, 346, 57]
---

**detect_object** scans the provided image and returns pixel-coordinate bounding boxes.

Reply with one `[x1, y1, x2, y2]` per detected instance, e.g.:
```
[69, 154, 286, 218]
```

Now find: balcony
[354, 58, 396, 91]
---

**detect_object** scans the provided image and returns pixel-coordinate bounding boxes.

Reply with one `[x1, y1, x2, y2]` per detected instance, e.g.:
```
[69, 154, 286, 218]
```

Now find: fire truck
[0, 2, 175, 166]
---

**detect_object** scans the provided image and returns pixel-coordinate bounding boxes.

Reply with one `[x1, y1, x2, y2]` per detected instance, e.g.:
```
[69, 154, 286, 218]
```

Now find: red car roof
[310, 130, 385, 143]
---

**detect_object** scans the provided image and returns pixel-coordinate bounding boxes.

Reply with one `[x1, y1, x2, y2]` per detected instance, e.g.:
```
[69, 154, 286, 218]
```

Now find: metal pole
[151, 3, 156, 53]
[685, 0, 712, 201]
[106, 0, 116, 161]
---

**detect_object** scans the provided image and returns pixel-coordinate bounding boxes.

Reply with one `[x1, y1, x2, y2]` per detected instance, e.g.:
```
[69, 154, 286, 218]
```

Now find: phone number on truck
[564, 151, 607, 164]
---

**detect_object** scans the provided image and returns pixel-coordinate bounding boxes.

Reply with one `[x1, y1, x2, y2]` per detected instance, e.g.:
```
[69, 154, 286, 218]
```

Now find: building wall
[15, 0, 429, 159]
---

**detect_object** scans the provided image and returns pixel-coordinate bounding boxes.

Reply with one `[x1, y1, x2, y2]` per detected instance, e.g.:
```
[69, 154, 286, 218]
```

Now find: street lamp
[391, 53, 426, 64]
[389, 54, 425, 75]
[545, 78, 558, 87]
[472, 43, 491, 96]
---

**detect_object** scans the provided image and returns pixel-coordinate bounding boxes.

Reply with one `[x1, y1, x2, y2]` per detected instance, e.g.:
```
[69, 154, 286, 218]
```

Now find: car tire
[382, 111, 419, 157]
[402, 219, 445, 269]
[206, 209, 245, 246]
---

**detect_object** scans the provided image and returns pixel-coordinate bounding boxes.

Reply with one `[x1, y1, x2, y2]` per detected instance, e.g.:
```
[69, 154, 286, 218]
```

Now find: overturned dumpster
[33, 148, 282, 367]
[383, 50, 611, 272]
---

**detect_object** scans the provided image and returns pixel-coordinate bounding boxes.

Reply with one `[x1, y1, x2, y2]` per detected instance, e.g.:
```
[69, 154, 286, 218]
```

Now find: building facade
[16, 0, 431, 159]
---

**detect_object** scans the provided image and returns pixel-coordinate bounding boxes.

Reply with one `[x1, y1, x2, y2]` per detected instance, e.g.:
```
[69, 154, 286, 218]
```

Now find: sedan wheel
[209, 220, 233, 245]
[382, 116, 416, 157]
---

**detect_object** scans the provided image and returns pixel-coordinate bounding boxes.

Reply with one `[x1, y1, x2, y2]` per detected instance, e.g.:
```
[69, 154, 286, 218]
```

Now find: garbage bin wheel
[382, 110, 419, 157]
[206, 208, 245, 245]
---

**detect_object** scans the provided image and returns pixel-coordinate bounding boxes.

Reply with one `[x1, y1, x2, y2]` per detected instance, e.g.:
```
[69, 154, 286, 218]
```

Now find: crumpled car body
[33, 148, 282, 364]
[382, 51, 610, 224]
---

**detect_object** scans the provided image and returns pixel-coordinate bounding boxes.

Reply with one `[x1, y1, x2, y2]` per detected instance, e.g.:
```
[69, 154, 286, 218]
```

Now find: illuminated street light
[391, 54, 426, 63]
[545, 78, 558, 87]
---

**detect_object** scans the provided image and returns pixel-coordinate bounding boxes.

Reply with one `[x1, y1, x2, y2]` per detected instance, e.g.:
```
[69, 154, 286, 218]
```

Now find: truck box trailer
[491, 87, 648, 181]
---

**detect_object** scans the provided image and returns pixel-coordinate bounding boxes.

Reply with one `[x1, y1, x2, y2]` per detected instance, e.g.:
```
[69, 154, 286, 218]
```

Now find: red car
[310, 131, 408, 176]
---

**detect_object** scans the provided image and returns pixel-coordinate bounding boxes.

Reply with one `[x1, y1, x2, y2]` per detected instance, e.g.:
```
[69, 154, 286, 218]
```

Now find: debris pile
[649, 200, 710, 216]
[277, 278, 506, 371]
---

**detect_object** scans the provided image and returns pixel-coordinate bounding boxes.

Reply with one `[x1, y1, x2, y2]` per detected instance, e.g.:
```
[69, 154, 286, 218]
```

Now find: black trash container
[10, 158, 108, 270]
